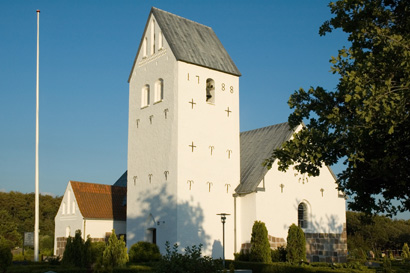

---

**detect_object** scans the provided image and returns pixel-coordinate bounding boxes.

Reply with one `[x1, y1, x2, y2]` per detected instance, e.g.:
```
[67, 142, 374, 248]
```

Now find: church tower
[127, 8, 241, 259]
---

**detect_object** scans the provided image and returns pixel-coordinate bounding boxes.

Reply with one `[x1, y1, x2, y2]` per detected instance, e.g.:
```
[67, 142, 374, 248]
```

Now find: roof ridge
[151, 7, 213, 30]
[240, 121, 290, 134]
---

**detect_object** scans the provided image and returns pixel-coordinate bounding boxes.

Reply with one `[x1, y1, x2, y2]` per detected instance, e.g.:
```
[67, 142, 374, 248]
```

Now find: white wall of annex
[85, 219, 126, 239]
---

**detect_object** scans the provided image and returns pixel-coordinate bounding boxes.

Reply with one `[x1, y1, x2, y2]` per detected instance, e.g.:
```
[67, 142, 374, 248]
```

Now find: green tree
[249, 221, 271, 263]
[286, 224, 306, 263]
[0, 237, 12, 273]
[402, 243, 410, 260]
[102, 230, 128, 269]
[265, 0, 410, 215]
[0, 209, 21, 248]
[62, 230, 91, 268]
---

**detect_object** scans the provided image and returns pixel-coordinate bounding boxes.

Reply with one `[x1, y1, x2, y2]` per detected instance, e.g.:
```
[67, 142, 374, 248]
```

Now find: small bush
[102, 229, 128, 269]
[91, 241, 106, 264]
[0, 237, 12, 273]
[286, 224, 306, 263]
[234, 249, 250, 261]
[129, 241, 160, 263]
[250, 221, 271, 263]
[271, 246, 287, 262]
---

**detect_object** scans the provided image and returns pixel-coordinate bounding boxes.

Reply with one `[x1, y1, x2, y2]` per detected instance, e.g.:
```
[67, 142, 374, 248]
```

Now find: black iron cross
[189, 141, 196, 152]
[225, 107, 232, 117]
[189, 99, 196, 109]
[280, 184, 284, 193]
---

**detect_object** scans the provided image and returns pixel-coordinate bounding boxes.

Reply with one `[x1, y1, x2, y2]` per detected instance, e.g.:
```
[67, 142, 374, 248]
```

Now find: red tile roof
[70, 181, 126, 221]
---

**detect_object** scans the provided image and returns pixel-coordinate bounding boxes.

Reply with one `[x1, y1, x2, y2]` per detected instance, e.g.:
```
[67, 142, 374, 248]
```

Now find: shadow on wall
[212, 240, 223, 258]
[127, 183, 212, 254]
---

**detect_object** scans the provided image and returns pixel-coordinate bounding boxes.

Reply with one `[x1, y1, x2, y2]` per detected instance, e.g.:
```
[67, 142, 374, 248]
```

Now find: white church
[55, 7, 347, 263]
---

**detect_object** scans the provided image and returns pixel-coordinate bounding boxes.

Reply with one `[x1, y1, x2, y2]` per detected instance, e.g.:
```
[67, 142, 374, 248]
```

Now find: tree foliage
[347, 211, 410, 254]
[102, 229, 128, 269]
[0, 191, 62, 248]
[250, 221, 271, 263]
[265, 0, 410, 215]
[62, 230, 92, 268]
[286, 224, 306, 263]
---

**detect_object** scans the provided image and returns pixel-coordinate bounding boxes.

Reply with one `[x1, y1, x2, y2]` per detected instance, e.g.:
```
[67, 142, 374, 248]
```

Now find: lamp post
[217, 213, 230, 268]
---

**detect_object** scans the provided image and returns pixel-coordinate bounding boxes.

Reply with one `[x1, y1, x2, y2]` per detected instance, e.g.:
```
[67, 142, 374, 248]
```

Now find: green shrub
[0, 237, 12, 273]
[234, 249, 250, 261]
[155, 241, 222, 273]
[271, 246, 287, 262]
[102, 229, 128, 269]
[62, 230, 92, 268]
[129, 241, 161, 263]
[91, 241, 106, 264]
[250, 221, 271, 263]
[286, 224, 306, 263]
[402, 243, 410, 260]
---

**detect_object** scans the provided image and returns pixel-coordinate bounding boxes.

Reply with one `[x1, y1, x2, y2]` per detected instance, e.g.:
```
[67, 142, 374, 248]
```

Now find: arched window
[206, 78, 215, 104]
[141, 85, 150, 107]
[155, 79, 164, 102]
[150, 19, 155, 55]
[142, 37, 147, 58]
[66, 226, 71, 237]
[298, 202, 308, 228]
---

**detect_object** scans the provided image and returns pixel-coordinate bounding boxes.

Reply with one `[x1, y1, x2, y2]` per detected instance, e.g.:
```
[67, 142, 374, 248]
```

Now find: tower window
[151, 19, 155, 55]
[206, 78, 215, 104]
[142, 37, 147, 58]
[154, 79, 164, 102]
[298, 202, 308, 228]
[158, 30, 163, 50]
[141, 85, 150, 108]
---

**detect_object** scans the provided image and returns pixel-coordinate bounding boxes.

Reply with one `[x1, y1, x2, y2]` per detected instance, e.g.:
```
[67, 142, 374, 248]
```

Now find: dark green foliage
[155, 241, 223, 273]
[129, 241, 161, 263]
[286, 224, 306, 263]
[91, 241, 107, 264]
[250, 221, 271, 263]
[0, 191, 62, 248]
[62, 230, 92, 268]
[265, 0, 410, 215]
[0, 237, 12, 273]
[347, 211, 410, 255]
[271, 246, 287, 262]
[234, 249, 250, 261]
[102, 230, 128, 269]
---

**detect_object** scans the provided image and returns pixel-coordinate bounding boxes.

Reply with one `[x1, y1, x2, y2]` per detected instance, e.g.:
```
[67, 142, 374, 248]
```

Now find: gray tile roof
[130, 7, 241, 79]
[113, 171, 127, 187]
[235, 122, 294, 195]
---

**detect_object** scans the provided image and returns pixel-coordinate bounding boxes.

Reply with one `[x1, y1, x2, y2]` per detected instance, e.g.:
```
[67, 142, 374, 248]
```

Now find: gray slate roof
[130, 7, 241, 79]
[235, 122, 294, 194]
[113, 171, 127, 187]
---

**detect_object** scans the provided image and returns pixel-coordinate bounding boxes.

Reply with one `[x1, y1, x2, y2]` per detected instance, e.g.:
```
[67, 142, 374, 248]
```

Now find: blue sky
[1, 1, 407, 218]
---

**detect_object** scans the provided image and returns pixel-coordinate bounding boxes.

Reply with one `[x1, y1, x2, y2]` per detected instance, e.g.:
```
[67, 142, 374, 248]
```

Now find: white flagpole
[34, 9, 40, 262]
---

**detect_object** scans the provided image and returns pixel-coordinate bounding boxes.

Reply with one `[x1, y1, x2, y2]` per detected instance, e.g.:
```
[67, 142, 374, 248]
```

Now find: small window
[154, 79, 164, 102]
[151, 20, 155, 55]
[298, 202, 308, 228]
[67, 190, 71, 214]
[62, 202, 66, 215]
[72, 201, 76, 214]
[141, 85, 150, 107]
[158, 30, 163, 50]
[66, 226, 71, 237]
[142, 37, 147, 58]
[206, 78, 215, 104]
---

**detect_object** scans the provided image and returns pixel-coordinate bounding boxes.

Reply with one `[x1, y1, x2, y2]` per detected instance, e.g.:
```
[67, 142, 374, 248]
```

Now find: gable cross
[206, 182, 213, 192]
[164, 171, 169, 181]
[209, 146, 215, 156]
[133, 176, 138, 186]
[225, 184, 231, 193]
[189, 99, 196, 109]
[187, 180, 194, 190]
[189, 141, 197, 152]
[164, 108, 169, 119]
[225, 107, 232, 117]
[280, 183, 284, 193]
[148, 174, 153, 184]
